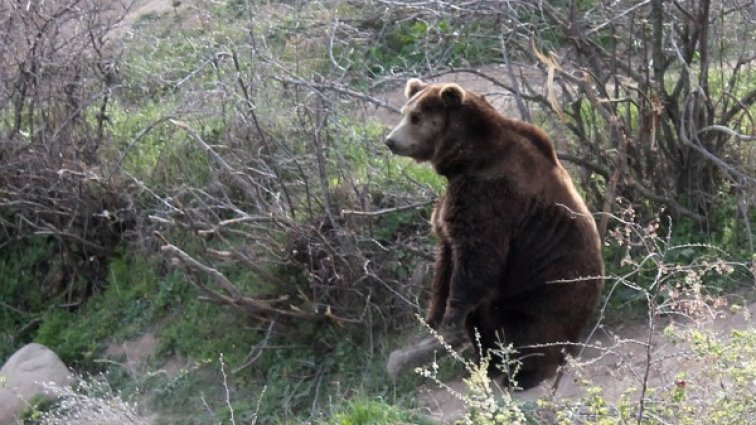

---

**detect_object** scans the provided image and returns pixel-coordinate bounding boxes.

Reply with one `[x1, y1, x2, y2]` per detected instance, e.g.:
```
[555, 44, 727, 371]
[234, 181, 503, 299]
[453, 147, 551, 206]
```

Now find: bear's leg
[464, 306, 505, 378]
[427, 243, 453, 329]
[443, 249, 502, 326]
[500, 317, 569, 390]
[505, 358, 558, 390]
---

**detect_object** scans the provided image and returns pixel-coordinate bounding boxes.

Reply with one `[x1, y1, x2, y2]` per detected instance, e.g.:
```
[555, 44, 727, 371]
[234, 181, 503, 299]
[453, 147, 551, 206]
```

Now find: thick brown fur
[385, 80, 605, 390]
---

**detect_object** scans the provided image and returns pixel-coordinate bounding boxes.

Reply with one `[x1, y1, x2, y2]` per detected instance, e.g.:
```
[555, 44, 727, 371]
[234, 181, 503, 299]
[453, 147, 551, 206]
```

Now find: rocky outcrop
[0, 343, 72, 425]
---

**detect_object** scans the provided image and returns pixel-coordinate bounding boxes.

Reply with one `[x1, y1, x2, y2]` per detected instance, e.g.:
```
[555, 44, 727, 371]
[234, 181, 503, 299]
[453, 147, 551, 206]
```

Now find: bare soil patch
[104, 332, 187, 378]
[418, 302, 755, 423]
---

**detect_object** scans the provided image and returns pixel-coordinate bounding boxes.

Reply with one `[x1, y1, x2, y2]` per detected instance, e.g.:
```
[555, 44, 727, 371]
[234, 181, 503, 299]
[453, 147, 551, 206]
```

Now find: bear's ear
[405, 78, 426, 99]
[440, 83, 464, 108]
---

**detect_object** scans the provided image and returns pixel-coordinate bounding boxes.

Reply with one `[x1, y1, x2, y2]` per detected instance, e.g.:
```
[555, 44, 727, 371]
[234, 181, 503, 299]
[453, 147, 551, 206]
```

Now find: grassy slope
[3, 3, 440, 424]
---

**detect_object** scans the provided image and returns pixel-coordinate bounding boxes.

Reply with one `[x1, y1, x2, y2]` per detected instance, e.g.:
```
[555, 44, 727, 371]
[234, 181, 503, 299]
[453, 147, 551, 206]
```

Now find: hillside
[1, 1, 754, 424]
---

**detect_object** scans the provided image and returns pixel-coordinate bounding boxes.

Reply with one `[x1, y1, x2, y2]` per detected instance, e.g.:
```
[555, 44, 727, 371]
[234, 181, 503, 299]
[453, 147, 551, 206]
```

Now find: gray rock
[0, 343, 73, 425]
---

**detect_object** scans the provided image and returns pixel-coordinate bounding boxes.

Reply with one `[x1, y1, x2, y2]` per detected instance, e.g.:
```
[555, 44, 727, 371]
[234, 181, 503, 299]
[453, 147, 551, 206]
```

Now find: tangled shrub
[30, 375, 147, 425]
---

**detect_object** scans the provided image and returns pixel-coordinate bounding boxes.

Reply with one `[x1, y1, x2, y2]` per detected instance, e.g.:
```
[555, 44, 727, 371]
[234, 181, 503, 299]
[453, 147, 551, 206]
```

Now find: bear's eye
[410, 114, 420, 125]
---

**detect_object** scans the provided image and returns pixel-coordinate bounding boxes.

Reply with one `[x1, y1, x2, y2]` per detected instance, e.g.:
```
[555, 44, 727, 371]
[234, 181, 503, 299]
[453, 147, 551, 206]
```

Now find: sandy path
[417, 301, 755, 423]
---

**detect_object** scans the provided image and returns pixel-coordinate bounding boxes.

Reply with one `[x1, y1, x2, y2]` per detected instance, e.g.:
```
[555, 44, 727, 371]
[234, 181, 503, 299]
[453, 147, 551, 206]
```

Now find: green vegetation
[33, 253, 176, 367]
[599, 205, 753, 321]
[0, 238, 56, 360]
[354, 19, 500, 79]
[321, 397, 436, 425]
[11, 248, 427, 423]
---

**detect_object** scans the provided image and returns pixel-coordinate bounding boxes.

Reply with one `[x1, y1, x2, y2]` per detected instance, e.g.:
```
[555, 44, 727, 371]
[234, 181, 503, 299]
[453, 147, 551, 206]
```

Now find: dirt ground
[416, 301, 754, 423]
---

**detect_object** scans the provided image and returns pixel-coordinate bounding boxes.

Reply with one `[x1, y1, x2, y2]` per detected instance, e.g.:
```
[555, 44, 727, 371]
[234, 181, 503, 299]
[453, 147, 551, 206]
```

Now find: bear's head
[384, 79, 465, 160]
[385, 78, 559, 178]
[384, 78, 498, 176]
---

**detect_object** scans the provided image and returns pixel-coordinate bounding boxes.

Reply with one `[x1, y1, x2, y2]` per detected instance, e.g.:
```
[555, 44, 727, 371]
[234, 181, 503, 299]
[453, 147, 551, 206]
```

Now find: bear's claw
[425, 314, 442, 330]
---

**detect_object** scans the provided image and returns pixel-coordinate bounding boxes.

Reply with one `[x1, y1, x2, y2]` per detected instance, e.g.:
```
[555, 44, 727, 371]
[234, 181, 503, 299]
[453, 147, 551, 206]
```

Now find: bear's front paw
[441, 306, 466, 327]
[426, 311, 443, 330]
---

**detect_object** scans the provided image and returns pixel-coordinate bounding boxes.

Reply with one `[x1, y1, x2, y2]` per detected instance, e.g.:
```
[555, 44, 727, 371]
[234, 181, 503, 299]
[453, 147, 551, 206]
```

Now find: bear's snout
[384, 138, 398, 153]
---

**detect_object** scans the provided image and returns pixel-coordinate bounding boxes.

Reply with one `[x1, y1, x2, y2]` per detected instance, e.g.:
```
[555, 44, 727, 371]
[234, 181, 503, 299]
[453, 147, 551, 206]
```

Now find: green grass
[349, 18, 500, 81]
[336, 117, 446, 195]
[106, 90, 215, 188]
[320, 397, 436, 425]
[30, 5, 449, 419]
[0, 237, 57, 360]
[33, 253, 176, 367]
[125, 310, 427, 424]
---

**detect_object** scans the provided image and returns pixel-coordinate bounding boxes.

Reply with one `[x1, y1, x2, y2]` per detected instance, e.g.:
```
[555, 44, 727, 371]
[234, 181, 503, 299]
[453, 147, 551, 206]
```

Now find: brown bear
[385, 78, 604, 390]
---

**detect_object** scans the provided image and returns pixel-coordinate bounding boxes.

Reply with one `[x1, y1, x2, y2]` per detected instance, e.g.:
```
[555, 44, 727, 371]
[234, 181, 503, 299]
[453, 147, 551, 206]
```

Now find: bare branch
[341, 200, 433, 218]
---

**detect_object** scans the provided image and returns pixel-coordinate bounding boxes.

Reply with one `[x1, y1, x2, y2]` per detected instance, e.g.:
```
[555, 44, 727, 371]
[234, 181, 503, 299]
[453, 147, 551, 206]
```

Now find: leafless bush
[37, 375, 148, 425]
[0, 1, 138, 297]
[122, 2, 438, 333]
